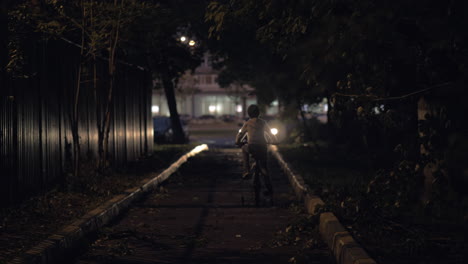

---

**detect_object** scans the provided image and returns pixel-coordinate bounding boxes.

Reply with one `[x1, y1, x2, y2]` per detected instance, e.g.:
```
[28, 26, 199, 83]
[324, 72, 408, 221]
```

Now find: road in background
[188, 122, 240, 147]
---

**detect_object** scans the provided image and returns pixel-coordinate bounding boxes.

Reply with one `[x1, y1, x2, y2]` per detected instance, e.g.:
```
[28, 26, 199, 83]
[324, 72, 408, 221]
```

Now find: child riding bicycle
[235, 104, 278, 197]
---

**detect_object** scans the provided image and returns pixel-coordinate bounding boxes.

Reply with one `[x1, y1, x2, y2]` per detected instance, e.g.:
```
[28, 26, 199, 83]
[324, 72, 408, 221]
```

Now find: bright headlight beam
[271, 128, 278, 135]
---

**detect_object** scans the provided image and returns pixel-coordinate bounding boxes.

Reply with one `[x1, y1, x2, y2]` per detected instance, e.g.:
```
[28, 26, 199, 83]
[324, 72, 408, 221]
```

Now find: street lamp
[180, 36, 187, 42]
[188, 40, 196, 46]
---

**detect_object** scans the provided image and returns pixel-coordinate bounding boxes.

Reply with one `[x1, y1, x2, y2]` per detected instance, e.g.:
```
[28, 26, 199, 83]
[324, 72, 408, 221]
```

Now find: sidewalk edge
[269, 145, 377, 264]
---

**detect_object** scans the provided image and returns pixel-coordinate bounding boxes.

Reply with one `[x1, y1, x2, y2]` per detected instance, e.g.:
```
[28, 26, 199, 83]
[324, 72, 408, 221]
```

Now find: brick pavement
[74, 149, 333, 264]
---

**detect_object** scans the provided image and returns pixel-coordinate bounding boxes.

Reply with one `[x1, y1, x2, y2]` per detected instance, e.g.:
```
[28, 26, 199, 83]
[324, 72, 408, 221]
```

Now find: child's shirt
[236, 117, 275, 145]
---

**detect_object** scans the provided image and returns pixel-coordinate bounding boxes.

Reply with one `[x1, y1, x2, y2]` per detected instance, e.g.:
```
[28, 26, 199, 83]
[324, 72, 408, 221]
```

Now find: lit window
[236, 105, 243, 113]
[209, 105, 216, 113]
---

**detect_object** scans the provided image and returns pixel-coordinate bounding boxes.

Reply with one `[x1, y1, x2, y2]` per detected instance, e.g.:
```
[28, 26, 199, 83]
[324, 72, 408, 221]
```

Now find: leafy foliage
[280, 142, 467, 264]
[267, 203, 334, 264]
[6, 0, 207, 169]
[207, 0, 468, 210]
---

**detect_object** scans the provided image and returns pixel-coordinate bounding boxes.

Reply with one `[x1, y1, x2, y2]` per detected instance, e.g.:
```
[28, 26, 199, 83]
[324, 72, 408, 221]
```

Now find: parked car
[194, 114, 218, 124]
[221, 114, 237, 123]
[179, 114, 193, 123]
[153, 116, 189, 143]
[198, 114, 216, 120]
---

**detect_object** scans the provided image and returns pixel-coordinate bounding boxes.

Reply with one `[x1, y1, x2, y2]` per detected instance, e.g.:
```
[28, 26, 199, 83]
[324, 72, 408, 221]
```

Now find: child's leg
[259, 158, 273, 196]
[255, 146, 273, 196]
[241, 144, 250, 177]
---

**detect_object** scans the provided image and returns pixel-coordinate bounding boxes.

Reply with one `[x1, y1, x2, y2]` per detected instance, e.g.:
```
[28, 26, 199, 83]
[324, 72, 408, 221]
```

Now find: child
[236, 104, 277, 196]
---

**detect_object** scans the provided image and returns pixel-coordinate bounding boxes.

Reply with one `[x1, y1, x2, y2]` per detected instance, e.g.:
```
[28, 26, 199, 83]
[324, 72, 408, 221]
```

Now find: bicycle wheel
[240, 168, 246, 206]
[253, 163, 261, 207]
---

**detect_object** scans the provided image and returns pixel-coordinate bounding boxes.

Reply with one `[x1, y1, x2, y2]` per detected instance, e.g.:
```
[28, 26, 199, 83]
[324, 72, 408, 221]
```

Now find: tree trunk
[70, 3, 87, 177]
[71, 63, 81, 177]
[0, 2, 8, 92]
[418, 96, 434, 204]
[98, 0, 121, 168]
[325, 93, 335, 140]
[297, 100, 311, 141]
[162, 74, 186, 144]
[102, 73, 114, 165]
[242, 96, 247, 119]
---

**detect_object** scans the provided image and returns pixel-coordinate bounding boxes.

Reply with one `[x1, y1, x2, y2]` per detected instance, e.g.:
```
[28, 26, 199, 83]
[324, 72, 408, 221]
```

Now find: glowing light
[152, 105, 160, 113]
[208, 105, 216, 113]
[184, 144, 209, 158]
[239, 129, 242, 133]
[324, 104, 328, 112]
[271, 128, 278, 135]
[180, 36, 187, 42]
[189, 40, 196, 46]
[189, 144, 209, 155]
[236, 105, 243, 113]
[373, 107, 381, 114]
[216, 105, 222, 112]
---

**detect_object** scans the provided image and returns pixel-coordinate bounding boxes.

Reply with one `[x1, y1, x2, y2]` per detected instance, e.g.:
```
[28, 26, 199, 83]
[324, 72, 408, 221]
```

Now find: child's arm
[235, 123, 248, 146]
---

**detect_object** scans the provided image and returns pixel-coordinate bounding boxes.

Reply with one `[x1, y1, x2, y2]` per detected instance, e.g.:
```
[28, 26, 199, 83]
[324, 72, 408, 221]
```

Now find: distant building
[152, 53, 279, 118]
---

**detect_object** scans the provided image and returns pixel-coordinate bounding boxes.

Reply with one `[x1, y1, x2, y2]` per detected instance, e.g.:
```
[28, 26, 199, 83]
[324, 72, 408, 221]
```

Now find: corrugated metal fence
[0, 39, 153, 206]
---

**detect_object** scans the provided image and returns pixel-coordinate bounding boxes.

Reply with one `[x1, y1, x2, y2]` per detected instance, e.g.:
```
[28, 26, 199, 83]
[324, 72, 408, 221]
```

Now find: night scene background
[0, 1, 467, 264]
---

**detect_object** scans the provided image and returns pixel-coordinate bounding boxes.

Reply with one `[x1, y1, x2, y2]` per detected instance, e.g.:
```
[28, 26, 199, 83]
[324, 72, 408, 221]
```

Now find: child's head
[247, 104, 260, 118]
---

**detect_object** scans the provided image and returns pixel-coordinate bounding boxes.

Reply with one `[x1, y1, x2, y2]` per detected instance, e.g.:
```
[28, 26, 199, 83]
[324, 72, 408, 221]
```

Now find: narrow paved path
[74, 149, 333, 264]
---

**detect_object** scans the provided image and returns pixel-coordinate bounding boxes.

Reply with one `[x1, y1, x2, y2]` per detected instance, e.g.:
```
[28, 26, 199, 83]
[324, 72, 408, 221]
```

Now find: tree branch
[333, 82, 453, 102]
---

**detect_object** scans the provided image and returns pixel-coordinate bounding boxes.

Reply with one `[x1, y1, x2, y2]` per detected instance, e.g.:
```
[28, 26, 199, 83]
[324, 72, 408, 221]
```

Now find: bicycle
[239, 142, 274, 207]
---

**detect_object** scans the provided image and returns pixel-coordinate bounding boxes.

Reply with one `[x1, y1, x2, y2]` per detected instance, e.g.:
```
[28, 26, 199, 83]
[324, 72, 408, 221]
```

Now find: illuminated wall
[151, 93, 257, 117]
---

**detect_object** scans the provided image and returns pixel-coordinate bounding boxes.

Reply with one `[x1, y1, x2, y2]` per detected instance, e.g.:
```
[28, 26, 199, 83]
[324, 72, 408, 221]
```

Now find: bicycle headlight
[270, 128, 278, 135]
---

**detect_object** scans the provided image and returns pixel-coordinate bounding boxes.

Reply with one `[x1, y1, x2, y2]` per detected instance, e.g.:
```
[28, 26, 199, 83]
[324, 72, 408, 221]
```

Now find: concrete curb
[269, 146, 308, 199]
[269, 145, 377, 264]
[9, 144, 209, 264]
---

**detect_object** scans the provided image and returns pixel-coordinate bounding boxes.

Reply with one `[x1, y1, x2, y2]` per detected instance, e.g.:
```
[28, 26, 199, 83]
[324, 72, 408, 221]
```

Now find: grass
[278, 142, 372, 197]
